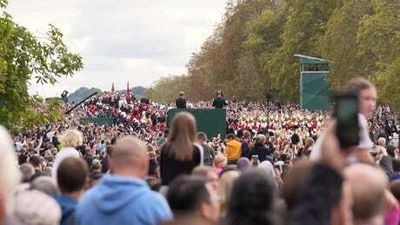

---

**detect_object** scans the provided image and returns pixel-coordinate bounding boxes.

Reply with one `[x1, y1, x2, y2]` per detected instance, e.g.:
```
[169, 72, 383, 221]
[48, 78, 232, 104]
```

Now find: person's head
[226, 168, 277, 225]
[197, 132, 208, 144]
[57, 157, 88, 195]
[345, 78, 377, 118]
[282, 160, 314, 210]
[256, 134, 266, 145]
[109, 136, 149, 178]
[179, 91, 185, 97]
[106, 145, 114, 157]
[226, 133, 235, 141]
[58, 129, 83, 148]
[376, 137, 386, 147]
[214, 154, 227, 168]
[258, 161, 276, 178]
[30, 176, 60, 197]
[218, 170, 240, 216]
[167, 175, 220, 224]
[243, 131, 251, 140]
[389, 180, 400, 201]
[14, 190, 61, 225]
[29, 155, 42, 170]
[387, 145, 397, 158]
[20, 163, 34, 183]
[192, 166, 219, 192]
[168, 112, 198, 161]
[344, 164, 387, 223]
[236, 157, 250, 172]
[90, 159, 102, 173]
[304, 137, 314, 150]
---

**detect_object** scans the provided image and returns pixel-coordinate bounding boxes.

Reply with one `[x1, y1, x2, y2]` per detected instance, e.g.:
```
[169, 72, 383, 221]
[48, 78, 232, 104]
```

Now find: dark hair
[236, 130, 244, 139]
[387, 145, 396, 158]
[166, 175, 210, 215]
[227, 133, 235, 140]
[57, 157, 88, 193]
[29, 155, 41, 168]
[282, 160, 314, 209]
[390, 180, 400, 201]
[18, 154, 28, 165]
[226, 168, 277, 225]
[111, 137, 117, 145]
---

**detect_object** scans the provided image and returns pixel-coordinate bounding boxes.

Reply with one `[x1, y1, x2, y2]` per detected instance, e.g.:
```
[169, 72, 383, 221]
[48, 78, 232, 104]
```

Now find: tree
[0, 1, 83, 131]
[319, 0, 373, 88]
[148, 0, 400, 110]
[267, 0, 342, 101]
[145, 75, 188, 102]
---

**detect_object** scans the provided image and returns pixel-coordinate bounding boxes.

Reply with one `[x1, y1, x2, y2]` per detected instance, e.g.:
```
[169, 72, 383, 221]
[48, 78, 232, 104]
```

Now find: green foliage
[0, 2, 83, 131]
[147, 0, 400, 109]
[145, 75, 189, 102]
[374, 57, 400, 111]
[319, 0, 373, 88]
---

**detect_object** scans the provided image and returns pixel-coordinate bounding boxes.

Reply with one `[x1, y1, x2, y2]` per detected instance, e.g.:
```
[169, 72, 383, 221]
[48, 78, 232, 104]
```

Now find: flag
[111, 82, 115, 93]
[127, 81, 130, 95]
[126, 81, 131, 103]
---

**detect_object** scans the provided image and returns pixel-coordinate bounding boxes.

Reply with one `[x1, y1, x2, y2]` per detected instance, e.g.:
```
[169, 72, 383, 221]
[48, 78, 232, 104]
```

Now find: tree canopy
[0, 1, 83, 131]
[148, 0, 400, 110]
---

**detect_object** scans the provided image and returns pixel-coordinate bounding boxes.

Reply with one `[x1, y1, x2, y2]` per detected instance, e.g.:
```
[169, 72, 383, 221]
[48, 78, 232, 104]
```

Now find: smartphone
[333, 92, 359, 149]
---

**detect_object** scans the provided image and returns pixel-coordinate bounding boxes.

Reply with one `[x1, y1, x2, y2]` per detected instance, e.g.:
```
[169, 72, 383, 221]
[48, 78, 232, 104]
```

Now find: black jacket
[212, 97, 227, 109]
[250, 143, 270, 162]
[176, 97, 186, 109]
[160, 144, 201, 185]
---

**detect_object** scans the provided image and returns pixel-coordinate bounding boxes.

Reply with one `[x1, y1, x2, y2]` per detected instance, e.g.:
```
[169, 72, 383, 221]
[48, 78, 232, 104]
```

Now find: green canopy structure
[294, 54, 330, 111]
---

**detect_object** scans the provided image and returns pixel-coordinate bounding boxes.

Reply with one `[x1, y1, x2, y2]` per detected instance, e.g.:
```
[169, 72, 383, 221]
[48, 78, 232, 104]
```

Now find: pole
[64, 92, 98, 115]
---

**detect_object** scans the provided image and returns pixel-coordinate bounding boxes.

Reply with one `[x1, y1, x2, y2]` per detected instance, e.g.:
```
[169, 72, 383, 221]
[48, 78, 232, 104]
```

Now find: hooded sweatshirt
[55, 195, 77, 225]
[75, 175, 172, 225]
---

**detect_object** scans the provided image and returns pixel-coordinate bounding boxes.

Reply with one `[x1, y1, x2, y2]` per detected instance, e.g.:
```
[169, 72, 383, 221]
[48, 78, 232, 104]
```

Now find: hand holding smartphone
[333, 92, 360, 149]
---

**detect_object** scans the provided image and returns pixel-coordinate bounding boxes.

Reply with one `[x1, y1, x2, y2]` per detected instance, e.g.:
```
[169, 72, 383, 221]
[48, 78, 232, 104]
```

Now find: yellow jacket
[225, 139, 242, 161]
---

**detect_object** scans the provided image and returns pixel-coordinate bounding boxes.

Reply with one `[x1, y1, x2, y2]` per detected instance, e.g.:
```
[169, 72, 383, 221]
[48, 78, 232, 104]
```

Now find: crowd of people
[1, 77, 400, 225]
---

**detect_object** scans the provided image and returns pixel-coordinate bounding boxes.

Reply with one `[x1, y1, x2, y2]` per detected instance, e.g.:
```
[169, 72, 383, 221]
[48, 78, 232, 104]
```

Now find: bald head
[110, 136, 149, 177]
[344, 164, 388, 221]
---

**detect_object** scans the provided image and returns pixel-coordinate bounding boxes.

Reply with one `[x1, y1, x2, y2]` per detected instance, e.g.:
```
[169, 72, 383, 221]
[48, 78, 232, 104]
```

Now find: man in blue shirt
[55, 157, 88, 225]
[75, 136, 173, 225]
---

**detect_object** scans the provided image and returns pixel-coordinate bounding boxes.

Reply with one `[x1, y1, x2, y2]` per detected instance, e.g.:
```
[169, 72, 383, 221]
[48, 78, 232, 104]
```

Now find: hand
[320, 122, 351, 171]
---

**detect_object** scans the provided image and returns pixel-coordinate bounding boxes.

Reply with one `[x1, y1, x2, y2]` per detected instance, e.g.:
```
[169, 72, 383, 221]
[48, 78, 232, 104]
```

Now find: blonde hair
[218, 170, 240, 216]
[304, 138, 315, 151]
[59, 130, 83, 148]
[167, 112, 198, 161]
[0, 126, 21, 213]
[377, 137, 386, 147]
[214, 154, 227, 167]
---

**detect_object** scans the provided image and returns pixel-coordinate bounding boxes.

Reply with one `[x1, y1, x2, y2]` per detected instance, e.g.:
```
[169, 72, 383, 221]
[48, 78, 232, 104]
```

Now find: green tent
[82, 117, 114, 126]
[295, 54, 330, 111]
[167, 109, 226, 139]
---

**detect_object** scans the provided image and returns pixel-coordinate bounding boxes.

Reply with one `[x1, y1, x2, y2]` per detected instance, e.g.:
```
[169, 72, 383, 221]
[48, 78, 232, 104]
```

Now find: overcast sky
[6, 0, 227, 97]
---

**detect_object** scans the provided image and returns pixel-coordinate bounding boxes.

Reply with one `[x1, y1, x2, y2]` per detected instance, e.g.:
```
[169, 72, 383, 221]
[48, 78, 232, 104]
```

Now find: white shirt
[310, 114, 373, 161]
[51, 147, 81, 178]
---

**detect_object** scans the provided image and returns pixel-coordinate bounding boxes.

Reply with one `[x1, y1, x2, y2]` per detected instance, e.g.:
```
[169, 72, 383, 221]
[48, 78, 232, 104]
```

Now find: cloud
[6, 0, 226, 97]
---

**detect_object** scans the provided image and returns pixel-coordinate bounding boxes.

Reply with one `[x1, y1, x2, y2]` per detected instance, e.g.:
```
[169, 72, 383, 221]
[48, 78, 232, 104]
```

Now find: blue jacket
[75, 175, 172, 225]
[55, 195, 77, 225]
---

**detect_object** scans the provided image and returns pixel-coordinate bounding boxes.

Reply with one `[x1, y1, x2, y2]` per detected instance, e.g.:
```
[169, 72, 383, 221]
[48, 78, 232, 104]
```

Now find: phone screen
[334, 93, 359, 149]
